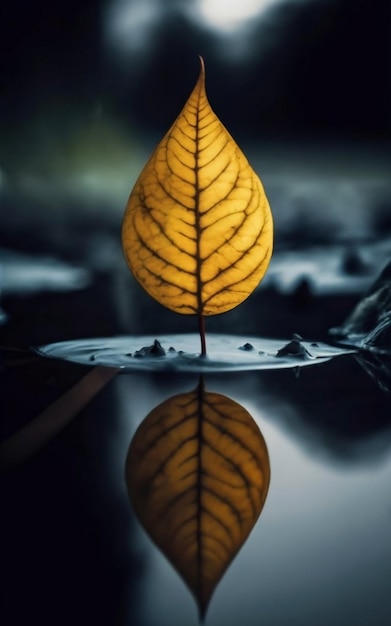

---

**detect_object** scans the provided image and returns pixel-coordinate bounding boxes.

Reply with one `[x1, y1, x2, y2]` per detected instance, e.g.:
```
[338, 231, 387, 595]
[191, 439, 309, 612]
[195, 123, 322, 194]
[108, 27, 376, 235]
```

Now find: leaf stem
[198, 314, 207, 356]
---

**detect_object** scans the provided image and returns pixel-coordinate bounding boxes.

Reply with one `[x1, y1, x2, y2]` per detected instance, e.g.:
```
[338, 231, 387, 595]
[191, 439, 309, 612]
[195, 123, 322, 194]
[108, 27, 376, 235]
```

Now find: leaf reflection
[125, 377, 270, 619]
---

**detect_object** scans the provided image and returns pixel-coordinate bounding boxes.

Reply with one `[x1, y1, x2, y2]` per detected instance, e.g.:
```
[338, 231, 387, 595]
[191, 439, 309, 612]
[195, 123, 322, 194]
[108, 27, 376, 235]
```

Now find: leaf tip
[198, 600, 209, 623]
[198, 55, 206, 78]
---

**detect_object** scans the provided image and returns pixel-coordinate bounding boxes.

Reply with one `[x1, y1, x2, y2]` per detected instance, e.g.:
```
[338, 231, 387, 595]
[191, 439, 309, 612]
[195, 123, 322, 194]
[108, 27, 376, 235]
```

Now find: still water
[1, 338, 391, 626]
[114, 359, 391, 626]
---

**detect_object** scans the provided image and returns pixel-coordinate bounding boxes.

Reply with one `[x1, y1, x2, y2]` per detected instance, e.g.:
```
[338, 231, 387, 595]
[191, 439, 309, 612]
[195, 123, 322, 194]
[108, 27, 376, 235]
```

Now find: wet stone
[134, 339, 166, 358]
[239, 343, 255, 351]
[276, 340, 312, 359]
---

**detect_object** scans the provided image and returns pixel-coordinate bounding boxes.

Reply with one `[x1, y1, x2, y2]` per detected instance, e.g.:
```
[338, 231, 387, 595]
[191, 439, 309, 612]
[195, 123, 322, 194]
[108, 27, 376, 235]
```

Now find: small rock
[134, 339, 166, 358]
[276, 340, 312, 359]
[239, 342, 254, 351]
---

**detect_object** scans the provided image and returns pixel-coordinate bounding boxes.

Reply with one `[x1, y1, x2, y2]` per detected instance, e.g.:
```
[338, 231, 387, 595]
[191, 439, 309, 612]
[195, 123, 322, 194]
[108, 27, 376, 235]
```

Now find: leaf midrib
[194, 78, 203, 317]
[196, 378, 205, 618]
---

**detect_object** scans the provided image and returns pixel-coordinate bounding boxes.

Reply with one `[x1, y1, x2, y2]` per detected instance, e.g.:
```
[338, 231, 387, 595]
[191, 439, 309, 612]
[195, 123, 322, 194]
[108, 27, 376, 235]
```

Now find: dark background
[1, 0, 390, 142]
[1, 2, 391, 625]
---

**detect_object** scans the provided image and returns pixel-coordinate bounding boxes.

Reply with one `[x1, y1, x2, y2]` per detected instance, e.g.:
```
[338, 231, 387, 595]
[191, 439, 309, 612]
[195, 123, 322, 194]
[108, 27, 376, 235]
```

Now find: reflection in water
[330, 258, 391, 393]
[355, 350, 391, 394]
[0, 365, 118, 475]
[125, 376, 270, 619]
[2, 358, 391, 625]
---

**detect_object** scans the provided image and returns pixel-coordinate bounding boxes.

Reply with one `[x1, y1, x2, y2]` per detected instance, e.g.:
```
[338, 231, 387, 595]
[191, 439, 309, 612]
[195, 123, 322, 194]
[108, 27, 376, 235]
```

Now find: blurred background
[1, 1, 391, 625]
[1, 0, 391, 341]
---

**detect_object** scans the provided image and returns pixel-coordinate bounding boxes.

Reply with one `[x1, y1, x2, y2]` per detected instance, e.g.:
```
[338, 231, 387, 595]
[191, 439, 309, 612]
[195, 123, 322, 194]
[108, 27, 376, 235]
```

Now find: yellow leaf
[125, 379, 270, 619]
[122, 58, 273, 316]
